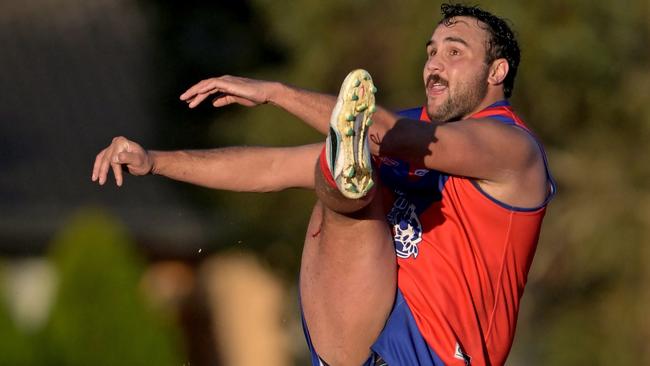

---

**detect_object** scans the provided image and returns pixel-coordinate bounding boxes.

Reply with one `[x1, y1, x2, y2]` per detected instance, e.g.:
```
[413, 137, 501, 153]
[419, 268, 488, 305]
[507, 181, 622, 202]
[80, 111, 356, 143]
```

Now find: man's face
[423, 16, 491, 122]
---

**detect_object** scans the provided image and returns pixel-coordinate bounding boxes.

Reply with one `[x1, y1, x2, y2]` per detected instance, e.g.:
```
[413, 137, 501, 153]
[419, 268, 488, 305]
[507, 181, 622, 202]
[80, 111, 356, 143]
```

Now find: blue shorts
[301, 289, 445, 366]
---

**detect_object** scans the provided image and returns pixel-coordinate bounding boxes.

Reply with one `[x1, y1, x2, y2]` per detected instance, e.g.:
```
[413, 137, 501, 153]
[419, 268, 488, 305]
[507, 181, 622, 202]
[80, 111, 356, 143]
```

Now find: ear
[488, 58, 509, 86]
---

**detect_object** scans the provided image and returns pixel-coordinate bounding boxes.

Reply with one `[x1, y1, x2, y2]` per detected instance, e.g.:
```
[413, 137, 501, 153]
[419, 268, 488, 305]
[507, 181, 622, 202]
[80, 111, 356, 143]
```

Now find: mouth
[426, 75, 448, 95]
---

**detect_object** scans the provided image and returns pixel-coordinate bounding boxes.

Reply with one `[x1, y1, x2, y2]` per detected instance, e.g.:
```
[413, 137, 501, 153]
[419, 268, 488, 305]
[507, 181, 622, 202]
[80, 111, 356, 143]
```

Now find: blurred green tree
[39, 208, 185, 366]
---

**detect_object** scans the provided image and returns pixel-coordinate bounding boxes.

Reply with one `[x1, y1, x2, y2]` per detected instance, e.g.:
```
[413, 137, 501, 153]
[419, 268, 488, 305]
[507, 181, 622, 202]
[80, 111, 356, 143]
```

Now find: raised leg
[300, 70, 396, 366]
[300, 187, 396, 365]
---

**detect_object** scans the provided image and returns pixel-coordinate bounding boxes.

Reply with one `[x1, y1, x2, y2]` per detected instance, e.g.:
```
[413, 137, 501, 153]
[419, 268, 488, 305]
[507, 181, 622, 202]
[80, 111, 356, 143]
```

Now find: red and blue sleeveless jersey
[375, 100, 556, 365]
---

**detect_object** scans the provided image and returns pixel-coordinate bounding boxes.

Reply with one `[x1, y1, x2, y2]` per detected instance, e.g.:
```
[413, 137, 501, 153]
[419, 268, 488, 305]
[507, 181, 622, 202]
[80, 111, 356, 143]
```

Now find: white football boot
[325, 69, 377, 199]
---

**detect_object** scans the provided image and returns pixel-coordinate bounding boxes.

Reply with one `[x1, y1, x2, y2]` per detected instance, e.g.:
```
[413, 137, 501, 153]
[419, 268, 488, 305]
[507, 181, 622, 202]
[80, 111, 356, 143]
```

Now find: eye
[427, 47, 437, 57]
[449, 49, 460, 56]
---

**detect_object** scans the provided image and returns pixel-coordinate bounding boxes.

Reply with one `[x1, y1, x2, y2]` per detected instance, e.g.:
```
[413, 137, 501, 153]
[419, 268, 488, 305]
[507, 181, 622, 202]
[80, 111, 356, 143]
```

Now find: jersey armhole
[471, 118, 558, 212]
[470, 179, 555, 212]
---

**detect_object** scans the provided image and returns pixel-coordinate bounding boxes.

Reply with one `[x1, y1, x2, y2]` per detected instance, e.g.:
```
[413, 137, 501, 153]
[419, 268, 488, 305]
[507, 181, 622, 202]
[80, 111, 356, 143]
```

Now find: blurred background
[1, 0, 649, 365]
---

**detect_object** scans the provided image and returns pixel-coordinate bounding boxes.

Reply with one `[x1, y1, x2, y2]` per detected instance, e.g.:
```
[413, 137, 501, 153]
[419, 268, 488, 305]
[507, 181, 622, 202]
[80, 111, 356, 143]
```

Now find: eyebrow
[426, 36, 469, 48]
[444, 36, 469, 46]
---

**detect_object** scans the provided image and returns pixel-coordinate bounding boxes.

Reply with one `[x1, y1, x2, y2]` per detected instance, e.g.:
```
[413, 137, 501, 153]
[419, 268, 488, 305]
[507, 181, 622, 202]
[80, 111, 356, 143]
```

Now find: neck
[462, 88, 506, 120]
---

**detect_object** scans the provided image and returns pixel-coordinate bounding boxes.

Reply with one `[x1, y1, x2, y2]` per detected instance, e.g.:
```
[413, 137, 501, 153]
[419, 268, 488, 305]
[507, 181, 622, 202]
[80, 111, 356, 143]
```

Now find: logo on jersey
[413, 168, 430, 177]
[454, 343, 472, 365]
[378, 156, 399, 167]
[387, 195, 423, 259]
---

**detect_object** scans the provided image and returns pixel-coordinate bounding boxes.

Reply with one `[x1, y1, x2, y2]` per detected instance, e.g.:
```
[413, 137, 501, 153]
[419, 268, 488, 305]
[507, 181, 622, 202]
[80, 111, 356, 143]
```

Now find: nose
[425, 54, 443, 73]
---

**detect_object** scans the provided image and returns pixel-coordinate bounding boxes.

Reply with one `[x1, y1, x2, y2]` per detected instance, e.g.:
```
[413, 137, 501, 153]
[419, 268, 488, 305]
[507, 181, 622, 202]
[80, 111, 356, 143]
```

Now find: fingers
[195, 80, 222, 95]
[111, 160, 123, 187]
[99, 146, 119, 185]
[94, 149, 114, 186]
[180, 78, 220, 106]
[179, 80, 206, 101]
[187, 92, 213, 108]
[211, 94, 234, 108]
[92, 149, 107, 182]
[117, 151, 141, 167]
[212, 94, 257, 108]
[92, 136, 147, 186]
[118, 151, 150, 176]
[179, 75, 264, 109]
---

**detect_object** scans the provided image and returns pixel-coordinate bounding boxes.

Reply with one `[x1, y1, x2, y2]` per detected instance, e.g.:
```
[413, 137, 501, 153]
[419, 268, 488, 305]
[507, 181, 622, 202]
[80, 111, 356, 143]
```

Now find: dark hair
[439, 3, 520, 98]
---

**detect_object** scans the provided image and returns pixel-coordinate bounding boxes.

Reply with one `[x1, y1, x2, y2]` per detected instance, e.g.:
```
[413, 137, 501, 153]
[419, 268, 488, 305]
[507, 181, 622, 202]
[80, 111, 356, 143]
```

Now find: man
[92, 4, 554, 365]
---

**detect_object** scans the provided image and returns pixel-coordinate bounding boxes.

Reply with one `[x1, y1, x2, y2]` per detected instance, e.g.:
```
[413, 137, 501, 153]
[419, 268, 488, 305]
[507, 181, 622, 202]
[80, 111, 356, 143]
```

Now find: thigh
[300, 199, 396, 366]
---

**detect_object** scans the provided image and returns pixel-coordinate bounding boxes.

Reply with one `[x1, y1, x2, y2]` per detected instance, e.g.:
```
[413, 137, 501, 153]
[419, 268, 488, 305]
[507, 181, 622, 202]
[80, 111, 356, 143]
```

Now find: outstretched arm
[91, 136, 320, 192]
[179, 75, 336, 134]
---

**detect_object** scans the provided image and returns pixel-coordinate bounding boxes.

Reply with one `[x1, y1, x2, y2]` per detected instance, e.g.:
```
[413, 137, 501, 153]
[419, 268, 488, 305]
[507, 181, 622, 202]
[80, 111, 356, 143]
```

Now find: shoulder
[447, 117, 540, 161]
[461, 118, 549, 209]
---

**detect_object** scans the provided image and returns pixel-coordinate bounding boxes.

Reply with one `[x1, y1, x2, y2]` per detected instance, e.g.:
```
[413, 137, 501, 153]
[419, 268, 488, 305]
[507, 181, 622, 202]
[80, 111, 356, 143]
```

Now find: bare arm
[370, 110, 536, 179]
[177, 73, 528, 178]
[369, 107, 548, 207]
[91, 136, 321, 192]
[179, 75, 336, 134]
[178, 74, 540, 184]
[149, 144, 320, 191]
[92, 75, 333, 191]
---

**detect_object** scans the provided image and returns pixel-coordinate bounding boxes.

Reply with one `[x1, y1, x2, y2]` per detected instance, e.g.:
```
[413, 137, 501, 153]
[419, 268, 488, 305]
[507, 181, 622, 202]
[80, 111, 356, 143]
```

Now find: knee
[314, 162, 376, 214]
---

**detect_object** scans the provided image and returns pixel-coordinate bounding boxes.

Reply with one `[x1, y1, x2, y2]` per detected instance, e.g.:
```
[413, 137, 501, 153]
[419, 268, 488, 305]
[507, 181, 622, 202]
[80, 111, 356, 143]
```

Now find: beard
[427, 67, 489, 122]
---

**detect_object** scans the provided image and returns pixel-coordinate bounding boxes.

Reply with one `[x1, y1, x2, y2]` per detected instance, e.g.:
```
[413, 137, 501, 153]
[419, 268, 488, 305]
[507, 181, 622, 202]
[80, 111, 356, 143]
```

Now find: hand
[179, 75, 275, 109]
[92, 136, 152, 186]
